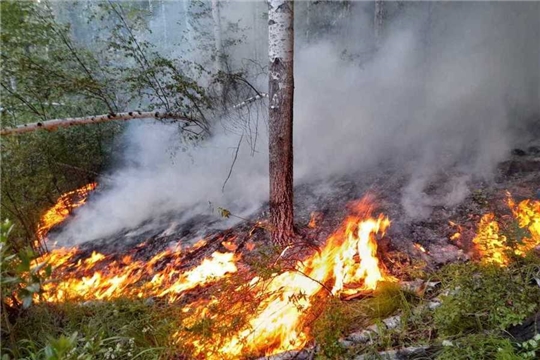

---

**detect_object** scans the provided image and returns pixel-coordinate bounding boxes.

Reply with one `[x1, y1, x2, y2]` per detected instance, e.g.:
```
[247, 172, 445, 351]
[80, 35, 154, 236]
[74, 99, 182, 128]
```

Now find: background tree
[268, 0, 295, 246]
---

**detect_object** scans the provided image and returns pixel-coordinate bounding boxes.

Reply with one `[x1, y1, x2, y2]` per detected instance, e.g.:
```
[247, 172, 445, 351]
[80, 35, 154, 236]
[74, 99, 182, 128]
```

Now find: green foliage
[434, 262, 540, 335]
[515, 334, 540, 359]
[1, 220, 50, 310]
[313, 282, 415, 359]
[436, 334, 521, 360]
[4, 299, 172, 359]
[0, 0, 211, 247]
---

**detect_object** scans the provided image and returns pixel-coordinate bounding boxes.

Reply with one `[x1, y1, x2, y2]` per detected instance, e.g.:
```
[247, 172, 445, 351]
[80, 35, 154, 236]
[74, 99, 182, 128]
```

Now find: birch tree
[268, 0, 295, 246]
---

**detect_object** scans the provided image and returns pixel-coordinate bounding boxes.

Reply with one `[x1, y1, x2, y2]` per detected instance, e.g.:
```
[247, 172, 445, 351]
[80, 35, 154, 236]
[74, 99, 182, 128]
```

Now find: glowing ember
[308, 211, 322, 229]
[414, 243, 427, 253]
[36, 183, 97, 240]
[216, 198, 395, 358]
[448, 220, 462, 241]
[473, 195, 539, 265]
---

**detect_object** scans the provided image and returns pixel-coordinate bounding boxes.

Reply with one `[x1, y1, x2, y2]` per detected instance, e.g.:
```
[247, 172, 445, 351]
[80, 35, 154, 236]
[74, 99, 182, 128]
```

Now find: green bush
[434, 262, 540, 336]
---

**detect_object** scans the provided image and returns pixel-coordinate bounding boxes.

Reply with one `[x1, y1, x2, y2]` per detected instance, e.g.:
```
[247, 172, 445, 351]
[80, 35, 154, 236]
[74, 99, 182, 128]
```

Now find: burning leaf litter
[472, 195, 539, 265]
[30, 189, 540, 358]
[36, 182, 97, 240]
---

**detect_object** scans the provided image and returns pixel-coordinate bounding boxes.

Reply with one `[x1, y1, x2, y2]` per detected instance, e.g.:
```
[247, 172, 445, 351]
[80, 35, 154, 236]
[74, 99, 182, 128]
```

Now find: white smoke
[57, 1, 540, 244]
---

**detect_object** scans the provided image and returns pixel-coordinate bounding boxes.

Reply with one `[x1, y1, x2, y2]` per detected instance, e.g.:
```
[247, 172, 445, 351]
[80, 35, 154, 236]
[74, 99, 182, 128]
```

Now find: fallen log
[0, 111, 198, 136]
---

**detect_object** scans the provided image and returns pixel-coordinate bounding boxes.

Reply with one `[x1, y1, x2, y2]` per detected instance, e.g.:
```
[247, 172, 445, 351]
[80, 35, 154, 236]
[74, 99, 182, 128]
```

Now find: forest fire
[214, 199, 395, 357]
[37, 245, 239, 303]
[473, 195, 540, 265]
[32, 185, 539, 357]
[34, 196, 394, 357]
[36, 182, 97, 240]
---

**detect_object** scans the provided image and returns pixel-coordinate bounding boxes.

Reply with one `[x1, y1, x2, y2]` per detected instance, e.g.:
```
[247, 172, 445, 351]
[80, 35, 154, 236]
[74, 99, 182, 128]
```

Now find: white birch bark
[1, 111, 195, 136]
[268, 0, 295, 246]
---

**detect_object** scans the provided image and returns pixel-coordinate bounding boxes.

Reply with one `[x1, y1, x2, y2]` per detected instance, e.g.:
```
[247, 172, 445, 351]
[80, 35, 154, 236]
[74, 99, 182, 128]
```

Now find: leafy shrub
[434, 262, 540, 336]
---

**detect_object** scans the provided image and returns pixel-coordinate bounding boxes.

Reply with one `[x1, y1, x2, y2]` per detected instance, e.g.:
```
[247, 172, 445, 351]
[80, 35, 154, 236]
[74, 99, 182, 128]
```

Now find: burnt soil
[48, 145, 540, 279]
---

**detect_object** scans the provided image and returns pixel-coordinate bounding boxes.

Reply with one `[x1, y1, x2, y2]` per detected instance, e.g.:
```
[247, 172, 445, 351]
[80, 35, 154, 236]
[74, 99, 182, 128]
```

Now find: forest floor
[2, 146, 540, 360]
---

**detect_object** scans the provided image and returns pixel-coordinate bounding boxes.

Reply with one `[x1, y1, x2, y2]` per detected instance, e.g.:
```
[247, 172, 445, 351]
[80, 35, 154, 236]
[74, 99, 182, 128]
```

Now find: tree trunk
[161, 0, 168, 44]
[268, 0, 295, 247]
[0, 111, 198, 136]
[212, 0, 224, 74]
[374, 0, 384, 47]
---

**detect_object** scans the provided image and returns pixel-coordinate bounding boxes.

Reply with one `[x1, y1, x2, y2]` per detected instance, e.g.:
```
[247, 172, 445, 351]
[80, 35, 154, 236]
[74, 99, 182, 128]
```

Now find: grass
[2, 246, 539, 359]
[311, 251, 540, 359]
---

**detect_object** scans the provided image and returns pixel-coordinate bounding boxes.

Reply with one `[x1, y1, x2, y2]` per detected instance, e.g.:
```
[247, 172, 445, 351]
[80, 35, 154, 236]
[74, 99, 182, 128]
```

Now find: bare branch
[233, 92, 268, 110]
[222, 134, 244, 192]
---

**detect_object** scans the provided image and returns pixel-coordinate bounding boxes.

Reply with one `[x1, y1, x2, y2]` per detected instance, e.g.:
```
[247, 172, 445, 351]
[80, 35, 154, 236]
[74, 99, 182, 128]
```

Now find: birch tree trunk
[374, 0, 384, 47]
[268, 0, 295, 246]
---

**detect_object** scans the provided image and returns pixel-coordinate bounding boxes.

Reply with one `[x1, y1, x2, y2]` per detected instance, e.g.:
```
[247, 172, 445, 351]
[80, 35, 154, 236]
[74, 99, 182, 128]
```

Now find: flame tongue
[38, 246, 239, 303]
[37, 182, 97, 240]
[473, 195, 539, 265]
[218, 199, 394, 357]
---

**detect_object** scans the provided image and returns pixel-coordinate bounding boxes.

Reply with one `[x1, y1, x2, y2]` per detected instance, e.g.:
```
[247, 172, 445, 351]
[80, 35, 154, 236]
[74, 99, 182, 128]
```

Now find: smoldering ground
[56, 1, 539, 245]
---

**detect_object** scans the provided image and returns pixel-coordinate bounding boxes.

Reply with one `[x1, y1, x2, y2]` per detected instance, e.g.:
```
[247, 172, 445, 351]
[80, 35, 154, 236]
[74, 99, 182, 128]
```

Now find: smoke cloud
[57, 1, 539, 244]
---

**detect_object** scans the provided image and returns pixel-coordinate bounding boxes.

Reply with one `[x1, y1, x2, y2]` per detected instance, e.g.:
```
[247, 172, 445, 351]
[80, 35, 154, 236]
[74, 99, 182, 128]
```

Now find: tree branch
[1, 111, 196, 136]
[222, 134, 243, 192]
[233, 92, 268, 109]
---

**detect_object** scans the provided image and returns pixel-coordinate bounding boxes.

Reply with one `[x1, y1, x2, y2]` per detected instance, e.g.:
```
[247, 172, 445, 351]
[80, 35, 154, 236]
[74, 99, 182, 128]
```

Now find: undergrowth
[2, 226, 539, 359]
[313, 251, 540, 359]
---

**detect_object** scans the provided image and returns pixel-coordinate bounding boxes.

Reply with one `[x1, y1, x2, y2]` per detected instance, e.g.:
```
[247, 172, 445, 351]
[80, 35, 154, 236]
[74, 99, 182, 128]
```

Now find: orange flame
[215, 198, 395, 357]
[473, 195, 539, 265]
[37, 244, 239, 303]
[37, 183, 97, 240]
[34, 196, 393, 357]
[414, 243, 427, 253]
[448, 220, 462, 241]
[308, 211, 322, 229]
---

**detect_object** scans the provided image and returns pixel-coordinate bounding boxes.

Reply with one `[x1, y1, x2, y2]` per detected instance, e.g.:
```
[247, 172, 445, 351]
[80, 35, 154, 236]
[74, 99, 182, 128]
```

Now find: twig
[222, 134, 243, 192]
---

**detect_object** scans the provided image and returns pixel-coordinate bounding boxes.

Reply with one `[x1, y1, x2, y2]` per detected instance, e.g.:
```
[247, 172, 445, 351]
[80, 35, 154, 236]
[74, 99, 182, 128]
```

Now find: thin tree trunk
[212, 0, 224, 74]
[374, 0, 384, 47]
[211, 0, 225, 102]
[1, 111, 198, 136]
[268, 0, 295, 247]
[161, 0, 167, 44]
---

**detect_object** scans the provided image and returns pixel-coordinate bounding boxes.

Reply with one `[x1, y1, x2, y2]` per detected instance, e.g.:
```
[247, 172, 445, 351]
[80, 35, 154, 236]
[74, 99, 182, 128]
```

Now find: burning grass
[3, 190, 540, 359]
[25, 197, 397, 358]
[36, 183, 97, 241]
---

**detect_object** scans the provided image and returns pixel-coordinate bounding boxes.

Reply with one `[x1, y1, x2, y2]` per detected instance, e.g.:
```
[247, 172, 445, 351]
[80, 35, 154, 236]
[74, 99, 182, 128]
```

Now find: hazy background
[56, 1, 540, 244]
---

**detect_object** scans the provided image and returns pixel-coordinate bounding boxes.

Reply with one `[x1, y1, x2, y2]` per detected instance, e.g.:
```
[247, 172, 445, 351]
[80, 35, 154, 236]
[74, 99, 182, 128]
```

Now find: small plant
[516, 333, 540, 359]
[1, 220, 51, 309]
[436, 334, 520, 360]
